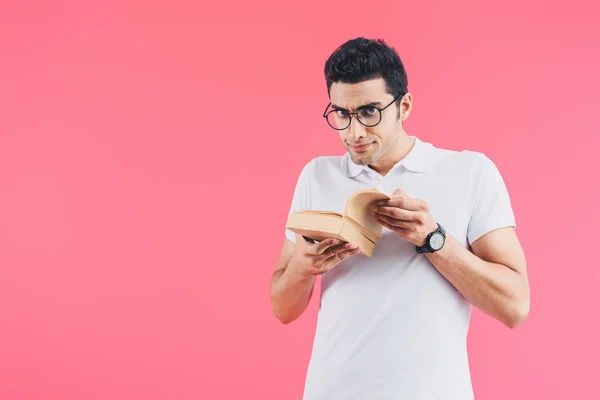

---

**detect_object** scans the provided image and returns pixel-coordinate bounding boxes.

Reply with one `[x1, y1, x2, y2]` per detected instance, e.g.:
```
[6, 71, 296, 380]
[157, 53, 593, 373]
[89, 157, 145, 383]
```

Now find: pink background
[1, 0, 599, 399]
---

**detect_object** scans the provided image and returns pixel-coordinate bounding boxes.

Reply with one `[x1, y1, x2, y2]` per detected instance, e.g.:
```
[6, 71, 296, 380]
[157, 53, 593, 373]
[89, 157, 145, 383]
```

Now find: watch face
[430, 233, 445, 250]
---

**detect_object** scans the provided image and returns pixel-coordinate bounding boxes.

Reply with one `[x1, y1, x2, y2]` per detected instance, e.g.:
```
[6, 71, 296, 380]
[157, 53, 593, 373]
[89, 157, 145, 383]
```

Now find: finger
[375, 213, 412, 229]
[376, 194, 425, 211]
[323, 242, 358, 260]
[313, 242, 354, 263]
[374, 205, 420, 221]
[321, 247, 361, 271]
[375, 188, 408, 205]
[375, 214, 403, 234]
[312, 238, 342, 255]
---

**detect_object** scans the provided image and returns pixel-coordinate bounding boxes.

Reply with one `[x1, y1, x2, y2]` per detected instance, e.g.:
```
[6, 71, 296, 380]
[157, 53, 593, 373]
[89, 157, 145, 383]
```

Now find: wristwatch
[415, 223, 446, 254]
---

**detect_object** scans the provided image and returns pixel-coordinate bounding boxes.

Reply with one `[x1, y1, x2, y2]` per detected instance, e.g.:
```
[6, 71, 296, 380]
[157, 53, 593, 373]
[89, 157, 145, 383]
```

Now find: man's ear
[401, 93, 413, 121]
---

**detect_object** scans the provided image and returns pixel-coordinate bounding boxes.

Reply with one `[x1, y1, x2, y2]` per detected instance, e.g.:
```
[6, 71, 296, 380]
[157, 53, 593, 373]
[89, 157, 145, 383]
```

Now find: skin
[270, 77, 530, 328]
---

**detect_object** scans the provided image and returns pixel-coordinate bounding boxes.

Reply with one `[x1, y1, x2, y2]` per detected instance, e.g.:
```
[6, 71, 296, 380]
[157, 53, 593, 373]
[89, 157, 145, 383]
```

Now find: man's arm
[374, 189, 530, 329]
[425, 227, 530, 328]
[270, 236, 360, 324]
[270, 238, 317, 324]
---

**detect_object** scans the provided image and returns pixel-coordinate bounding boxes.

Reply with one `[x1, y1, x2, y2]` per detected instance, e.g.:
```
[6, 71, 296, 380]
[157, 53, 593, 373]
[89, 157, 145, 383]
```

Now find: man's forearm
[425, 233, 529, 328]
[270, 260, 316, 324]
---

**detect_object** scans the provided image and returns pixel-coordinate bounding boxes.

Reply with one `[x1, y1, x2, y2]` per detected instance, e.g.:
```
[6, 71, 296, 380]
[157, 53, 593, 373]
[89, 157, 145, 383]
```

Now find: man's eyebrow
[331, 101, 383, 110]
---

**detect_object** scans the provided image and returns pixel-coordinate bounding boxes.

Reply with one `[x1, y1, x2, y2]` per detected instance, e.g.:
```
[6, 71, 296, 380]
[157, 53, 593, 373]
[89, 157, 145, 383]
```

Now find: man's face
[328, 78, 410, 166]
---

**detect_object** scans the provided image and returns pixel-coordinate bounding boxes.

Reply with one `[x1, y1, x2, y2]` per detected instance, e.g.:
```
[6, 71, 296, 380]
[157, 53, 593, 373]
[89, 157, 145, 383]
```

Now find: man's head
[323, 38, 412, 168]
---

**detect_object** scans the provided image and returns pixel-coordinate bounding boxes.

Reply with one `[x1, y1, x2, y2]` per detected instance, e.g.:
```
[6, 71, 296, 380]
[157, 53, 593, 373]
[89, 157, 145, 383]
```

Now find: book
[285, 189, 391, 257]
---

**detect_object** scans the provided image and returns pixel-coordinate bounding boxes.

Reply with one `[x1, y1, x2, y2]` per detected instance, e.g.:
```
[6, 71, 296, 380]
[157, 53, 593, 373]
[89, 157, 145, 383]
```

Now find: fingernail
[350, 244, 358, 249]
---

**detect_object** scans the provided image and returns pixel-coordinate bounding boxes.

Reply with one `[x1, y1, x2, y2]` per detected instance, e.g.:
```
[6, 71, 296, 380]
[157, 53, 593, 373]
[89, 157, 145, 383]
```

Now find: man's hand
[373, 189, 438, 246]
[289, 236, 360, 277]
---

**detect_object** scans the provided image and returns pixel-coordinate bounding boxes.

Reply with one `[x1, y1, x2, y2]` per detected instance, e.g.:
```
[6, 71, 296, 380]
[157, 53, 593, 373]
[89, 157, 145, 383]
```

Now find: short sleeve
[284, 160, 314, 243]
[467, 154, 516, 245]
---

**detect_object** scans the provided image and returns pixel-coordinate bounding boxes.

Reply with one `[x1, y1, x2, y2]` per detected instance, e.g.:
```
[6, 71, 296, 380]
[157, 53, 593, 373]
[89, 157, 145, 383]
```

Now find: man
[269, 37, 530, 400]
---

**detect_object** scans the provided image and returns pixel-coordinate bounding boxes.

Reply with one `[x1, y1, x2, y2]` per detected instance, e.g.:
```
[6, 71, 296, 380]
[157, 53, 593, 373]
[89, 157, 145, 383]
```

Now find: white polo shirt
[285, 136, 516, 400]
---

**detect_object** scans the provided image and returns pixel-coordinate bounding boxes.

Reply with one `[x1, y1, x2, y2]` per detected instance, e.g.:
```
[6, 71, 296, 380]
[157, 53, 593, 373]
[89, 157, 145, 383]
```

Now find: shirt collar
[344, 136, 436, 178]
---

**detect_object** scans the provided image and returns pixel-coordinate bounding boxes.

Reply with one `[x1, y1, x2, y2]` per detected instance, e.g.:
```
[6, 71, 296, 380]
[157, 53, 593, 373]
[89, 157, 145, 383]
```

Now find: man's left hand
[373, 189, 438, 247]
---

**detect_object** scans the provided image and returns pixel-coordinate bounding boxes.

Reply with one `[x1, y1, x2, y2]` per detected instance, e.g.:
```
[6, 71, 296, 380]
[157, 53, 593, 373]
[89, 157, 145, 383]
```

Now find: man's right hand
[289, 236, 361, 276]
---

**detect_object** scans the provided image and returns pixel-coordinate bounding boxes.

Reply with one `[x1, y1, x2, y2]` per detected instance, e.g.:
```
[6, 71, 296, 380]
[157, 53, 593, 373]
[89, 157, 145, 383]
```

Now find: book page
[299, 210, 343, 217]
[344, 189, 390, 239]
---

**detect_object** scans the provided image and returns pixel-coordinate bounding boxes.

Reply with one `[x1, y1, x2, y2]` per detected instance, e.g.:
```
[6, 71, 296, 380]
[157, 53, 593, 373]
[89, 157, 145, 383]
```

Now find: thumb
[392, 189, 405, 197]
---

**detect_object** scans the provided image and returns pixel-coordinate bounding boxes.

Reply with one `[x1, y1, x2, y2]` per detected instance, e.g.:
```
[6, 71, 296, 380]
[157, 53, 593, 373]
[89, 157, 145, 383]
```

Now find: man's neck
[369, 134, 415, 176]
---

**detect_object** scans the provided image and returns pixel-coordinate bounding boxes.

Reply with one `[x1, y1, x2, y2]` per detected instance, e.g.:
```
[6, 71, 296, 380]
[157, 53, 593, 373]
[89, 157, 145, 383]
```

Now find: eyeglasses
[322, 92, 404, 130]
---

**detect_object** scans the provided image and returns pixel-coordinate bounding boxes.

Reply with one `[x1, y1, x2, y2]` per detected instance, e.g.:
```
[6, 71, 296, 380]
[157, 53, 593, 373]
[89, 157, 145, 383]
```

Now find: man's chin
[348, 144, 377, 164]
[350, 153, 372, 166]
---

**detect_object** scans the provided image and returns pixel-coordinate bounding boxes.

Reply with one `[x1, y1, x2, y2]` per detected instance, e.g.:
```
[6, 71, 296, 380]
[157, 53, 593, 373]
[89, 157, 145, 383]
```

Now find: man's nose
[347, 116, 366, 141]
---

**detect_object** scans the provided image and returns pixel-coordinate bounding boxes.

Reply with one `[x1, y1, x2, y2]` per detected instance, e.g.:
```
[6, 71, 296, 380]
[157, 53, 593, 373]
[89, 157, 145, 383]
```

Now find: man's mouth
[349, 143, 373, 152]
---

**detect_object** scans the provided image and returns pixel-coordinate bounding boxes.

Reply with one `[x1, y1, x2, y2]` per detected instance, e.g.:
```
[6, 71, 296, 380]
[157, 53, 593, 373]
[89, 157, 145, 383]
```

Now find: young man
[269, 37, 530, 400]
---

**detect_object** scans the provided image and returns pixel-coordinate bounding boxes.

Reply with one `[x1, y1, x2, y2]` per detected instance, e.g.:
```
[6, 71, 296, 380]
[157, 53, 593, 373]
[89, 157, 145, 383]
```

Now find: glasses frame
[322, 92, 405, 130]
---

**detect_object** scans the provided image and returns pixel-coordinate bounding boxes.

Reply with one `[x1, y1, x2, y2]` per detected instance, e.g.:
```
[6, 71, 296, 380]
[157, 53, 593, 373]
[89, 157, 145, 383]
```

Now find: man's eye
[336, 110, 349, 117]
[363, 106, 378, 115]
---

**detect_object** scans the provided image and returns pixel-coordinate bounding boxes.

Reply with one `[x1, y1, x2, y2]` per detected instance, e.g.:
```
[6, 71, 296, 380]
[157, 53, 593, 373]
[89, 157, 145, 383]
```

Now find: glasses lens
[326, 110, 350, 130]
[357, 107, 381, 127]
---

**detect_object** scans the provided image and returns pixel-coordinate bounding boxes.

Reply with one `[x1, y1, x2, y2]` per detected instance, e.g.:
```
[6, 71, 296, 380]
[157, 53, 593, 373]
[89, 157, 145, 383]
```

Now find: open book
[285, 189, 391, 257]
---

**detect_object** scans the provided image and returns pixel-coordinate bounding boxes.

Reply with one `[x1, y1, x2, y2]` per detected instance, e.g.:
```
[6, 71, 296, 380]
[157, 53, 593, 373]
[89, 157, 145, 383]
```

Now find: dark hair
[324, 37, 408, 105]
